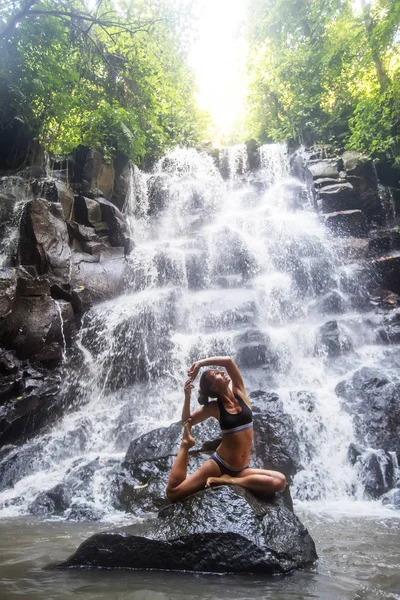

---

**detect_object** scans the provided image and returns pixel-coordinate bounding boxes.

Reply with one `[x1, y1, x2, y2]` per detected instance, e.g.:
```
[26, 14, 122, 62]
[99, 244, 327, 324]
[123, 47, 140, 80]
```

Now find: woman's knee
[274, 473, 287, 493]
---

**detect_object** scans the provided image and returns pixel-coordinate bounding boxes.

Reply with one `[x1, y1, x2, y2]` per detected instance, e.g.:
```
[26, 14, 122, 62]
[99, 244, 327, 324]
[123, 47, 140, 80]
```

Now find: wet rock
[306, 159, 341, 181]
[0, 366, 62, 447]
[147, 175, 170, 215]
[335, 237, 370, 261]
[323, 210, 367, 237]
[96, 197, 130, 252]
[370, 255, 400, 295]
[375, 309, 400, 344]
[19, 198, 71, 285]
[234, 330, 278, 368]
[347, 443, 362, 466]
[67, 505, 104, 522]
[381, 488, 400, 509]
[319, 182, 357, 213]
[315, 320, 352, 357]
[245, 139, 261, 172]
[29, 484, 71, 515]
[250, 391, 302, 479]
[112, 155, 131, 211]
[0, 269, 17, 318]
[73, 195, 102, 226]
[70, 248, 127, 307]
[82, 149, 114, 200]
[211, 228, 258, 280]
[55, 181, 75, 220]
[342, 151, 384, 223]
[355, 449, 395, 499]
[335, 369, 400, 459]
[0, 277, 64, 364]
[58, 486, 317, 574]
[311, 291, 345, 315]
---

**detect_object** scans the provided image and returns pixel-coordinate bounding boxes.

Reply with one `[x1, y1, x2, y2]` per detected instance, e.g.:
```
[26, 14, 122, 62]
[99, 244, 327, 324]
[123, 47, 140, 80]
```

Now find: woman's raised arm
[187, 356, 244, 390]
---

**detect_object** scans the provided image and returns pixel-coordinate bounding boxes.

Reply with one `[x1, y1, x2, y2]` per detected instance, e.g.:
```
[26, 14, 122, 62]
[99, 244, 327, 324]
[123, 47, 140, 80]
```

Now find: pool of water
[1, 505, 400, 600]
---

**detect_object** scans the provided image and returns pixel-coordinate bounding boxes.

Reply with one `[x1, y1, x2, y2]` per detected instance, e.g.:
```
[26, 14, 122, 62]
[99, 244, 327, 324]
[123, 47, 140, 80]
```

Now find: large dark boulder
[0, 355, 62, 448]
[370, 255, 400, 295]
[82, 149, 115, 200]
[342, 151, 384, 223]
[0, 277, 64, 364]
[318, 182, 357, 213]
[57, 486, 317, 574]
[323, 210, 367, 237]
[19, 198, 71, 284]
[70, 247, 127, 307]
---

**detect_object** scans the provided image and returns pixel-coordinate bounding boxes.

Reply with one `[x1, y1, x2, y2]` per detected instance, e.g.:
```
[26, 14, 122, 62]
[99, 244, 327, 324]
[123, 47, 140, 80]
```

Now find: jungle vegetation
[246, 0, 400, 164]
[0, 0, 208, 163]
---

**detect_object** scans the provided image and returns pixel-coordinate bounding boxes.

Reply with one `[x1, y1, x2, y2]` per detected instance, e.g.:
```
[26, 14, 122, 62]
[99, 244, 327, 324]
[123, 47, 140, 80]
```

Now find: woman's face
[208, 369, 230, 393]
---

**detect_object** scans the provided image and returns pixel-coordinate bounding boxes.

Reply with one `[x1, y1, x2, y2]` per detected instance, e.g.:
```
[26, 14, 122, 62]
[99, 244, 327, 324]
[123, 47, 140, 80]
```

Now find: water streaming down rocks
[0, 143, 399, 531]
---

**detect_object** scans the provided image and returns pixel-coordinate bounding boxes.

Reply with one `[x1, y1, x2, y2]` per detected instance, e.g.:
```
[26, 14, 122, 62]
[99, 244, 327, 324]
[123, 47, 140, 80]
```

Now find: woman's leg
[205, 467, 286, 495]
[166, 422, 222, 503]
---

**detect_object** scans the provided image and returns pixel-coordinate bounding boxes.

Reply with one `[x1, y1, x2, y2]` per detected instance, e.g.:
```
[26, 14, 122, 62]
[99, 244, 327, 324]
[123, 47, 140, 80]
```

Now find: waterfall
[0, 176, 31, 266]
[0, 144, 394, 519]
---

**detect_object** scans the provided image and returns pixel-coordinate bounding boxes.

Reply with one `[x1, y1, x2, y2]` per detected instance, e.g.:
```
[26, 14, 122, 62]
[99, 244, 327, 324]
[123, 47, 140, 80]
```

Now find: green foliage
[246, 0, 400, 162]
[0, 0, 207, 163]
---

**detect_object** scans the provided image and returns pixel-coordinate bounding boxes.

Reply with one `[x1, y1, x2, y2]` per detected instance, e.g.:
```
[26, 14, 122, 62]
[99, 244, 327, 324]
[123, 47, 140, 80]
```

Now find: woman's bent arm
[188, 356, 244, 390]
[181, 379, 193, 422]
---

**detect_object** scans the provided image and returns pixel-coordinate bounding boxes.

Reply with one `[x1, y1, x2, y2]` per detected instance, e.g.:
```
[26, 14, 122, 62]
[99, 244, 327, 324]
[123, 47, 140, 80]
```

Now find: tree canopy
[0, 0, 208, 163]
[246, 0, 400, 164]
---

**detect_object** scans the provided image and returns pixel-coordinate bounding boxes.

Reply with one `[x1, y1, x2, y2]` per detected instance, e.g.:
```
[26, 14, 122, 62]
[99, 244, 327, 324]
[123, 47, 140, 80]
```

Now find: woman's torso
[215, 391, 253, 469]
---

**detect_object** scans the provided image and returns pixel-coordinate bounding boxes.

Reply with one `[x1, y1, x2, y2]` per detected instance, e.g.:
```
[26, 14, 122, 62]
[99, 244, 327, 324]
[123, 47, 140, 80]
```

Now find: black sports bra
[217, 393, 253, 436]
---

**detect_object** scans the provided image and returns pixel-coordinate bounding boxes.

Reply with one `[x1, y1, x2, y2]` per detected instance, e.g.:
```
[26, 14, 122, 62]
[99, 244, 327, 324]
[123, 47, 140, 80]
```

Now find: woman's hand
[184, 379, 194, 398]
[187, 362, 201, 380]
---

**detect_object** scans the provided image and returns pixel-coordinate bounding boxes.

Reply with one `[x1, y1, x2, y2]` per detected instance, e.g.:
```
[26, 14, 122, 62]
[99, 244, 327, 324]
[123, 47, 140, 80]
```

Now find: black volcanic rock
[57, 486, 317, 574]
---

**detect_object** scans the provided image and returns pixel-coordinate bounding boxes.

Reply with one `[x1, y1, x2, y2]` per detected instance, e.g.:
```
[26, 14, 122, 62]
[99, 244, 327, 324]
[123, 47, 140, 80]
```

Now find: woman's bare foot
[182, 420, 195, 449]
[205, 474, 234, 488]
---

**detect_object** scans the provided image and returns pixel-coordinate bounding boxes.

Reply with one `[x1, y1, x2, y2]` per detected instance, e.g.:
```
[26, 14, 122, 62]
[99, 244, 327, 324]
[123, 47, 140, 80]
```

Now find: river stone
[57, 486, 317, 574]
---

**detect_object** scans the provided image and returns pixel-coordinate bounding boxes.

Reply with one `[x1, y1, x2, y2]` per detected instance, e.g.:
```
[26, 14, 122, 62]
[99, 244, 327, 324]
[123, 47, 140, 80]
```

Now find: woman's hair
[198, 370, 219, 405]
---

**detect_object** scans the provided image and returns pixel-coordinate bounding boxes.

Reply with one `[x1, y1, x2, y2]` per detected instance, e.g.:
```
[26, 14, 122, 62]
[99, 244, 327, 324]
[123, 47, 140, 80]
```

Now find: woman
[166, 355, 286, 503]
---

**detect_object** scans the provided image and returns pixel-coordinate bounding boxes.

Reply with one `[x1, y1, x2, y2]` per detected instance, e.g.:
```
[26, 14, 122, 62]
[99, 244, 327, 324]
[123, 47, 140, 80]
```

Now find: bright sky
[188, 0, 249, 143]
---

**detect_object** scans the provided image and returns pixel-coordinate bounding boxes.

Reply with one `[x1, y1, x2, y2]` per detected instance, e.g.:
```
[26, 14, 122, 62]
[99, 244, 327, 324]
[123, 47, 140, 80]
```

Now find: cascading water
[0, 144, 398, 520]
[0, 176, 31, 266]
